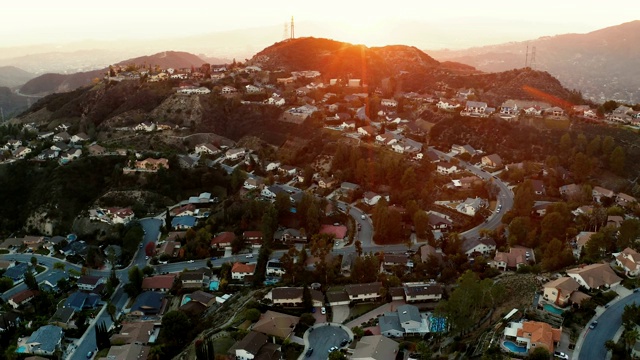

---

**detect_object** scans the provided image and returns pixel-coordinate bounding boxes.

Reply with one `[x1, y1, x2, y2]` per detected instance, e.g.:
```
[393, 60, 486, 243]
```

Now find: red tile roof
[142, 275, 176, 290]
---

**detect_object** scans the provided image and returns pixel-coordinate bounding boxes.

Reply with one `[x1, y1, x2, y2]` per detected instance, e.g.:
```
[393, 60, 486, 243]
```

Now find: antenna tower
[290, 16, 295, 39]
[530, 46, 537, 70]
[525, 44, 529, 68]
[283, 22, 289, 41]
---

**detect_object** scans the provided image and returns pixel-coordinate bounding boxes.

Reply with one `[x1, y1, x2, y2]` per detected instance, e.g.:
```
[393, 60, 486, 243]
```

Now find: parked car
[87, 351, 93, 359]
[321, 307, 326, 315]
[361, 214, 366, 220]
[246, 254, 254, 258]
[187, 260, 194, 263]
[553, 351, 569, 360]
[305, 348, 314, 357]
[340, 339, 349, 347]
[589, 321, 598, 329]
[328, 346, 338, 353]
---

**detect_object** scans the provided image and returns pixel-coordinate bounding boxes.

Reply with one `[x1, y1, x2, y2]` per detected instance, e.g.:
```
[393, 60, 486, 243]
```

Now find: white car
[246, 254, 254, 258]
[187, 260, 194, 263]
[321, 307, 326, 315]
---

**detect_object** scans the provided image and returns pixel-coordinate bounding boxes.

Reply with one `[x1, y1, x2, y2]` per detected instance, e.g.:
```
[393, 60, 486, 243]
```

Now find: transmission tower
[525, 44, 529, 68]
[290, 16, 295, 39]
[283, 22, 289, 41]
[530, 46, 537, 70]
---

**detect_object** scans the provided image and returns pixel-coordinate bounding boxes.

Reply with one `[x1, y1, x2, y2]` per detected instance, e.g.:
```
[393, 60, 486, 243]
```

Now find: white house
[615, 248, 640, 277]
[436, 162, 458, 175]
[566, 263, 622, 290]
[71, 133, 90, 143]
[231, 262, 256, 280]
[195, 143, 220, 155]
[461, 237, 496, 257]
[134, 122, 156, 132]
[245, 85, 261, 93]
[363, 191, 385, 206]
[225, 148, 246, 161]
[221, 86, 237, 94]
[381, 98, 398, 107]
[456, 197, 483, 216]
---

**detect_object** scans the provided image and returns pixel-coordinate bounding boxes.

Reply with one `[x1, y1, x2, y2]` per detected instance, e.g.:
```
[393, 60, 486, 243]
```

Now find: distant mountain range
[428, 21, 640, 104]
[19, 51, 209, 96]
[0, 66, 35, 88]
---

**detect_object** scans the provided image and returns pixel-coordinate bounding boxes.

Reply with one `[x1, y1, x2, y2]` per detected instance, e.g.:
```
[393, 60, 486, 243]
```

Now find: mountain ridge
[427, 20, 640, 103]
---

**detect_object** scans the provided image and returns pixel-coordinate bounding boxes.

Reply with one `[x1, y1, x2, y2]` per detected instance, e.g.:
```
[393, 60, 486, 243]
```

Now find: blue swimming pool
[181, 295, 192, 306]
[543, 303, 564, 315]
[503, 340, 527, 353]
[209, 281, 219, 291]
[15, 346, 26, 353]
[429, 315, 447, 333]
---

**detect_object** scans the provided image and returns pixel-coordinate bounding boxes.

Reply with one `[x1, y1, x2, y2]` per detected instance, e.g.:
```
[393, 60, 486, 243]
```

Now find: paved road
[306, 324, 349, 360]
[431, 148, 514, 239]
[575, 292, 640, 360]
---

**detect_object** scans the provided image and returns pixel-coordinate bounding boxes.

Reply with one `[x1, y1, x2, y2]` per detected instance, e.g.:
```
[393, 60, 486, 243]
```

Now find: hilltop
[428, 20, 640, 103]
[19, 51, 208, 96]
[0, 66, 35, 88]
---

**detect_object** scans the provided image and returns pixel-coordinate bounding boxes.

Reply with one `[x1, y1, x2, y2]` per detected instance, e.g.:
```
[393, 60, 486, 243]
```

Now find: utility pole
[530, 46, 537, 70]
[525, 43, 529, 68]
[290, 16, 295, 40]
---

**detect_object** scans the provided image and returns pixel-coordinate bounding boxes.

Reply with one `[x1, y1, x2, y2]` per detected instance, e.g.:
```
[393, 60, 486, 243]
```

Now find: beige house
[252, 310, 299, 339]
[543, 277, 582, 307]
[264, 287, 324, 307]
[567, 263, 622, 290]
[351, 335, 399, 360]
[344, 282, 382, 303]
[615, 247, 640, 276]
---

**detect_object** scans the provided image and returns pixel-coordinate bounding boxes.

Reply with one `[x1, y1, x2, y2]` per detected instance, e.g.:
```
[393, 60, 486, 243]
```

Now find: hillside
[428, 21, 640, 103]
[0, 66, 35, 88]
[251, 37, 455, 88]
[0, 86, 31, 118]
[19, 51, 208, 96]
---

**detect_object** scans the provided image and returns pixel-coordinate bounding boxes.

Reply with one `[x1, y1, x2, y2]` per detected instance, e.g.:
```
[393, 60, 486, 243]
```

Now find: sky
[2, 1, 639, 50]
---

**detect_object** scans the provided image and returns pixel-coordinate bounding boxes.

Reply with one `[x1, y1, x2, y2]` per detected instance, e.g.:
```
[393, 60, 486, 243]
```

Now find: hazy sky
[3, 1, 639, 49]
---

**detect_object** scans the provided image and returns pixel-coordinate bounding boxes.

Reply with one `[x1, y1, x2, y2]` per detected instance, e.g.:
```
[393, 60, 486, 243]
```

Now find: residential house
[363, 191, 383, 206]
[77, 275, 104, 291]
[544, 107, 565, 117]
[559, 183, 582, 198]
[275, 228, 307, 243]
[70, 132, 89, 143]
[436, 100, 459, 111]
[195, 143, 220, 156]
[53, 132, 70, 142]
[381, 98, 398, 107]
[228, 331, 279, 360]
[134, 122, 156, 132]
[436, 161, 458, 175]
[461, 237, 496, 257]
[266, 259, 285, 277]
[344, 282, 382, 303]
[172, 204, 196, 217]
[279, 165, 298, 177]
[380, 254, 413, 274]
[616, 248, 640, 276]
[64, 292, 100, 311]
[420, 244, 444, 264]
[481, 154, 503, 168]
[427, 212, 452, 231]
[8, 289, 39, 309]
[226, 148, 246, 161]
[264, 287, 324, 307]
[141, 274, 176, 292]
[617, 193, 637, 207]
[211, 232, 235, 249]
[109, 321, 156, 345]
[180, 271, 206, 289]
[252, 310, 299, 339]
[376, 133, 399, 146]
[243, 177, 263, 190]
[341, 182, 360, 194]
[130, 291, 165, 316]
[104, 343, 150, 360]
[49, 307, 76, 329]
[357, 126, 376, 137]
[221, 86, 237, 94]
[38, 270, 68, 293]
[245, 84, 261, 94]
[232, 262, 256, 280]
[37, 131, 54, 140]
[155, 240, 181, 258]
[456, 197, 484, 216]
[492, 246, 532, 271]
[593, 186, 615, 203]
[314, 176, 334, 189]
[567, 263, 622, 290]
[351, 335, 399, 360]
[608, 215, 624, 228]
[463, 101, 489, 116]
[531, 180, 546, 195]
[574, 231, 597, 256]
[243, 231, 263, 247]
[23, 325, 63, 356]
[503, 321, 561, 354]
[542, 277, 588, 307]
[3, 262, 32, 282]
[403, 283, 443, 302]
[87, 144, 106, 156]
[171, 216, 196, 229]
[13, 146, 31, 159]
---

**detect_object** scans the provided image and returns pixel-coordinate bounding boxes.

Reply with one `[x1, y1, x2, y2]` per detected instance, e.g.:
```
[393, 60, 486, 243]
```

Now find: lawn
[35, 248, 50, 255]
[0, 249, 9, 254]
[213, 336, 235, 355]
[35, 265, 46, 273]
[349, 303, 380, 319]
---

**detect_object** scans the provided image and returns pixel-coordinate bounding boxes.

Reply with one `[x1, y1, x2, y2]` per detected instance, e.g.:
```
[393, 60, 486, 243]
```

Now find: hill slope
[251, 37, 448, 87]
[428, 21, 640, 103]
[19, 51, 207, 96]
[0, 66, 35, 88]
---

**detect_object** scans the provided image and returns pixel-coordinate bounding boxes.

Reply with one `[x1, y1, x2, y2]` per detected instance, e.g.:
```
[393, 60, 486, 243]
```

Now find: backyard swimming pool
[543, 303, 564, 315]
[503, 340, 527, 353]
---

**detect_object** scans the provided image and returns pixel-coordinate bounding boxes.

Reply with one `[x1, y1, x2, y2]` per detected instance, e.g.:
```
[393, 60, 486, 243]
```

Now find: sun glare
[326, 21, 387, 47]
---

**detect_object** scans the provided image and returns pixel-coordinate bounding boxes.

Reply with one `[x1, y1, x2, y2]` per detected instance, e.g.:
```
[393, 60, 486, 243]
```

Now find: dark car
[305, 348, 313, 357]
[589, 321, 598, 329]
[340, 339, 349, 347]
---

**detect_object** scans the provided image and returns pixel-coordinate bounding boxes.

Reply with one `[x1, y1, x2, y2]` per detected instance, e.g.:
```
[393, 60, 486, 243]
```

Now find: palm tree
[623, 329, 639, 353]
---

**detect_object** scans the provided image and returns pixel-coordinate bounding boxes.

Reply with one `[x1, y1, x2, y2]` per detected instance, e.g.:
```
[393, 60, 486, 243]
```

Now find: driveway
[332, 305, 350, 324]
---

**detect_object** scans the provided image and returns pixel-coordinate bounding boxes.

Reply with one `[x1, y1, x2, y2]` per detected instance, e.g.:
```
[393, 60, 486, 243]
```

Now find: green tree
[160, 310, 192, 346]
[300, 313, 316, 327]
[587, 135, 601, 157]
[351, 326, 364, 339]
[602, 135, 615, 156]
[527, 347, 550, 360]
[30, 256, 37, 267]
[328, 351, 347, 360]
[244, 308, 261, 322]
[53, 262, 65, 271]
[275, 192, 291, 219]
[0, 277, 13, 292]
[416, 341, 432, 360]
[24, 271, 38, 291]
[512, 180, 535, 217]
[107, 302, 117, 322]
[559, 133, 572, 154]
[413, 211, 431, 240]
[195, 337, 215, 360]
[609, 146, 626, 175]
[571, 152, 592, 183]
[302, 284, 313, 311]
[124, 266, 143, 297]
